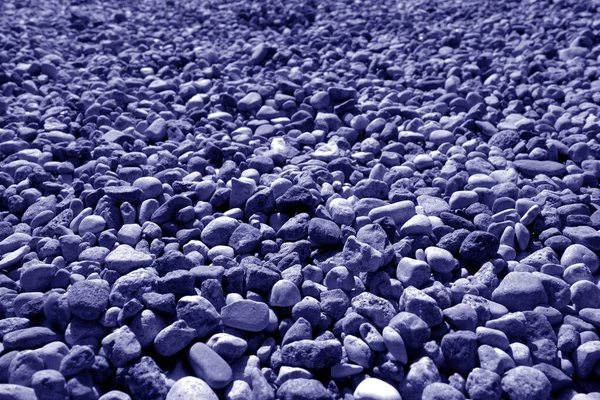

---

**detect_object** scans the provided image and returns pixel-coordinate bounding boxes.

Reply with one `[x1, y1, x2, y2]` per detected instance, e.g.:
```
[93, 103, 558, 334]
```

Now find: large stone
[491, 272, 548, 312]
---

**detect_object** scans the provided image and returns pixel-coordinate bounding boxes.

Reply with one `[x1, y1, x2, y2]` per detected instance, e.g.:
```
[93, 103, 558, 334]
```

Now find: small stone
[308, 218, 342, 246]
[132, 177, 163, 200]
[145, 118, 167, 142]
[352, 292, 397, 329]
[176, 296, 221, 338]
[368, 201, 416, 226]
[125, 356, 167, 400]
[0, 384, 36, 400]
[206, 333, 247, 362]
[561, 244, 599, 273]
[344, 335, 374, 368]
[354, 378, 402, 400]
[422, 383, 465, 400]
[237, 92, 262, 112]
[570, 281, 600, 310]
[59, 345, 95, 377]
[401, 356, 441, 399]
[466, 368, 501, 400]
[441, 331, 478, 374]
[166, 376, 218, 400]
[104, 245, 153, 275]
[32, 369, 69, 400]
[501, 366, 552, 400]
[513, 160, 567, 178]
[221, 299, 270, 332]
[396, 257, 430, 288]
[563, 226, 600, 251]
[67, 280, 110, 321]
[399, 286, 443, 327]
[400, 214, 432, 236]
[8, 350, 44, 386]
[227, 223, 261, 255]
[78, 215, 106, 235]
[280, 339, 342, 369]
[425, 247, 457, 273]
[188, 342, 232, 389]
[101, 325, 142, 368]
[3, 327, 60, 351]
[573, 341, 600, 378]
[153, 321, 196, 357]
[277, 378, 332, 400]
[459, 231, 499, 268]
[382, 326, 408, 364]
[342, 236, 384, 274]
[201, 217, 240, 248]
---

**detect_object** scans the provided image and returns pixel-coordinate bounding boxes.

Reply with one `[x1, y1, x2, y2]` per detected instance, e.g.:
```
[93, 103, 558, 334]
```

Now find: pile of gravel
[0, 0, 600, 398]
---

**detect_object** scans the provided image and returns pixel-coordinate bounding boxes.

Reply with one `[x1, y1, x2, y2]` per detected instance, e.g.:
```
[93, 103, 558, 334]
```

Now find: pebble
[466, 368, 501, 400]
[0, 384, 36, 400]
[561, 244, 600, 273]
[491, 272, 548, 312]
[153, 320, 196, 357]
[459, 231, 499, 268]
[269, 279, 302, 307]
[425, 246, 457, 273]
[188, 342, 232, 389]
[277, 378, 332, 400]
[67, 279, 110, 321]
[32, 369, 69, 400]
[221, 299, 270, 332]
[422, 383, 465, 400]
[104, 245, 153, 275]
[201, 217, 240, 247]
[101, 326, 142, 368]
[166, 376, 218, 400]
[176, 296, 221, 338]
[354, 378, 402, 400]
[501, 366, 552, 400]
[78, 215, 106, 235]
[280, 339, 342, 369]
[368, 201, 416, 226]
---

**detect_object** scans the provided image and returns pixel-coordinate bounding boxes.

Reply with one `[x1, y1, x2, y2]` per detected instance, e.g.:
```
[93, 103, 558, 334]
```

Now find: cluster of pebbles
[0, 0, 600, 398]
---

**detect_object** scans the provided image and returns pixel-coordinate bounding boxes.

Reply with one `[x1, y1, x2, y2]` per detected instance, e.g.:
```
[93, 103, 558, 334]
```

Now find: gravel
[0, 0, 599, 397]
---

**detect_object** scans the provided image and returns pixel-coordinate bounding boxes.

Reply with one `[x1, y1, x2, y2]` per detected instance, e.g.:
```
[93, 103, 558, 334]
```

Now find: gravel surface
[0, 0, 600, 398]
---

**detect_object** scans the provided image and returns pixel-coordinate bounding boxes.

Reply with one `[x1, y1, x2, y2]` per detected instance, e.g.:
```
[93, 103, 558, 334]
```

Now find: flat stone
[513, 160, 567, 177]
[105, 245, 153, 275]
[221, 300, 270, 332]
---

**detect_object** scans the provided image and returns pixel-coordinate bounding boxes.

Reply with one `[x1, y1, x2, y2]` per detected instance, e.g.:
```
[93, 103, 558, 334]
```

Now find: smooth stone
[400, 214, 432, 236]
[269, 280, 301, 307]
[354, 378, 402, 400]
[188, 342, 232, 389]
[78, 215, 106, 235]
[561, 244, 599, 273]
[221, 300, 270, 332]
[513, 160, 567, 177]
[425, 246, 457, 273]
[132, 177, 163, 199]
[201, 217, 240, 248]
